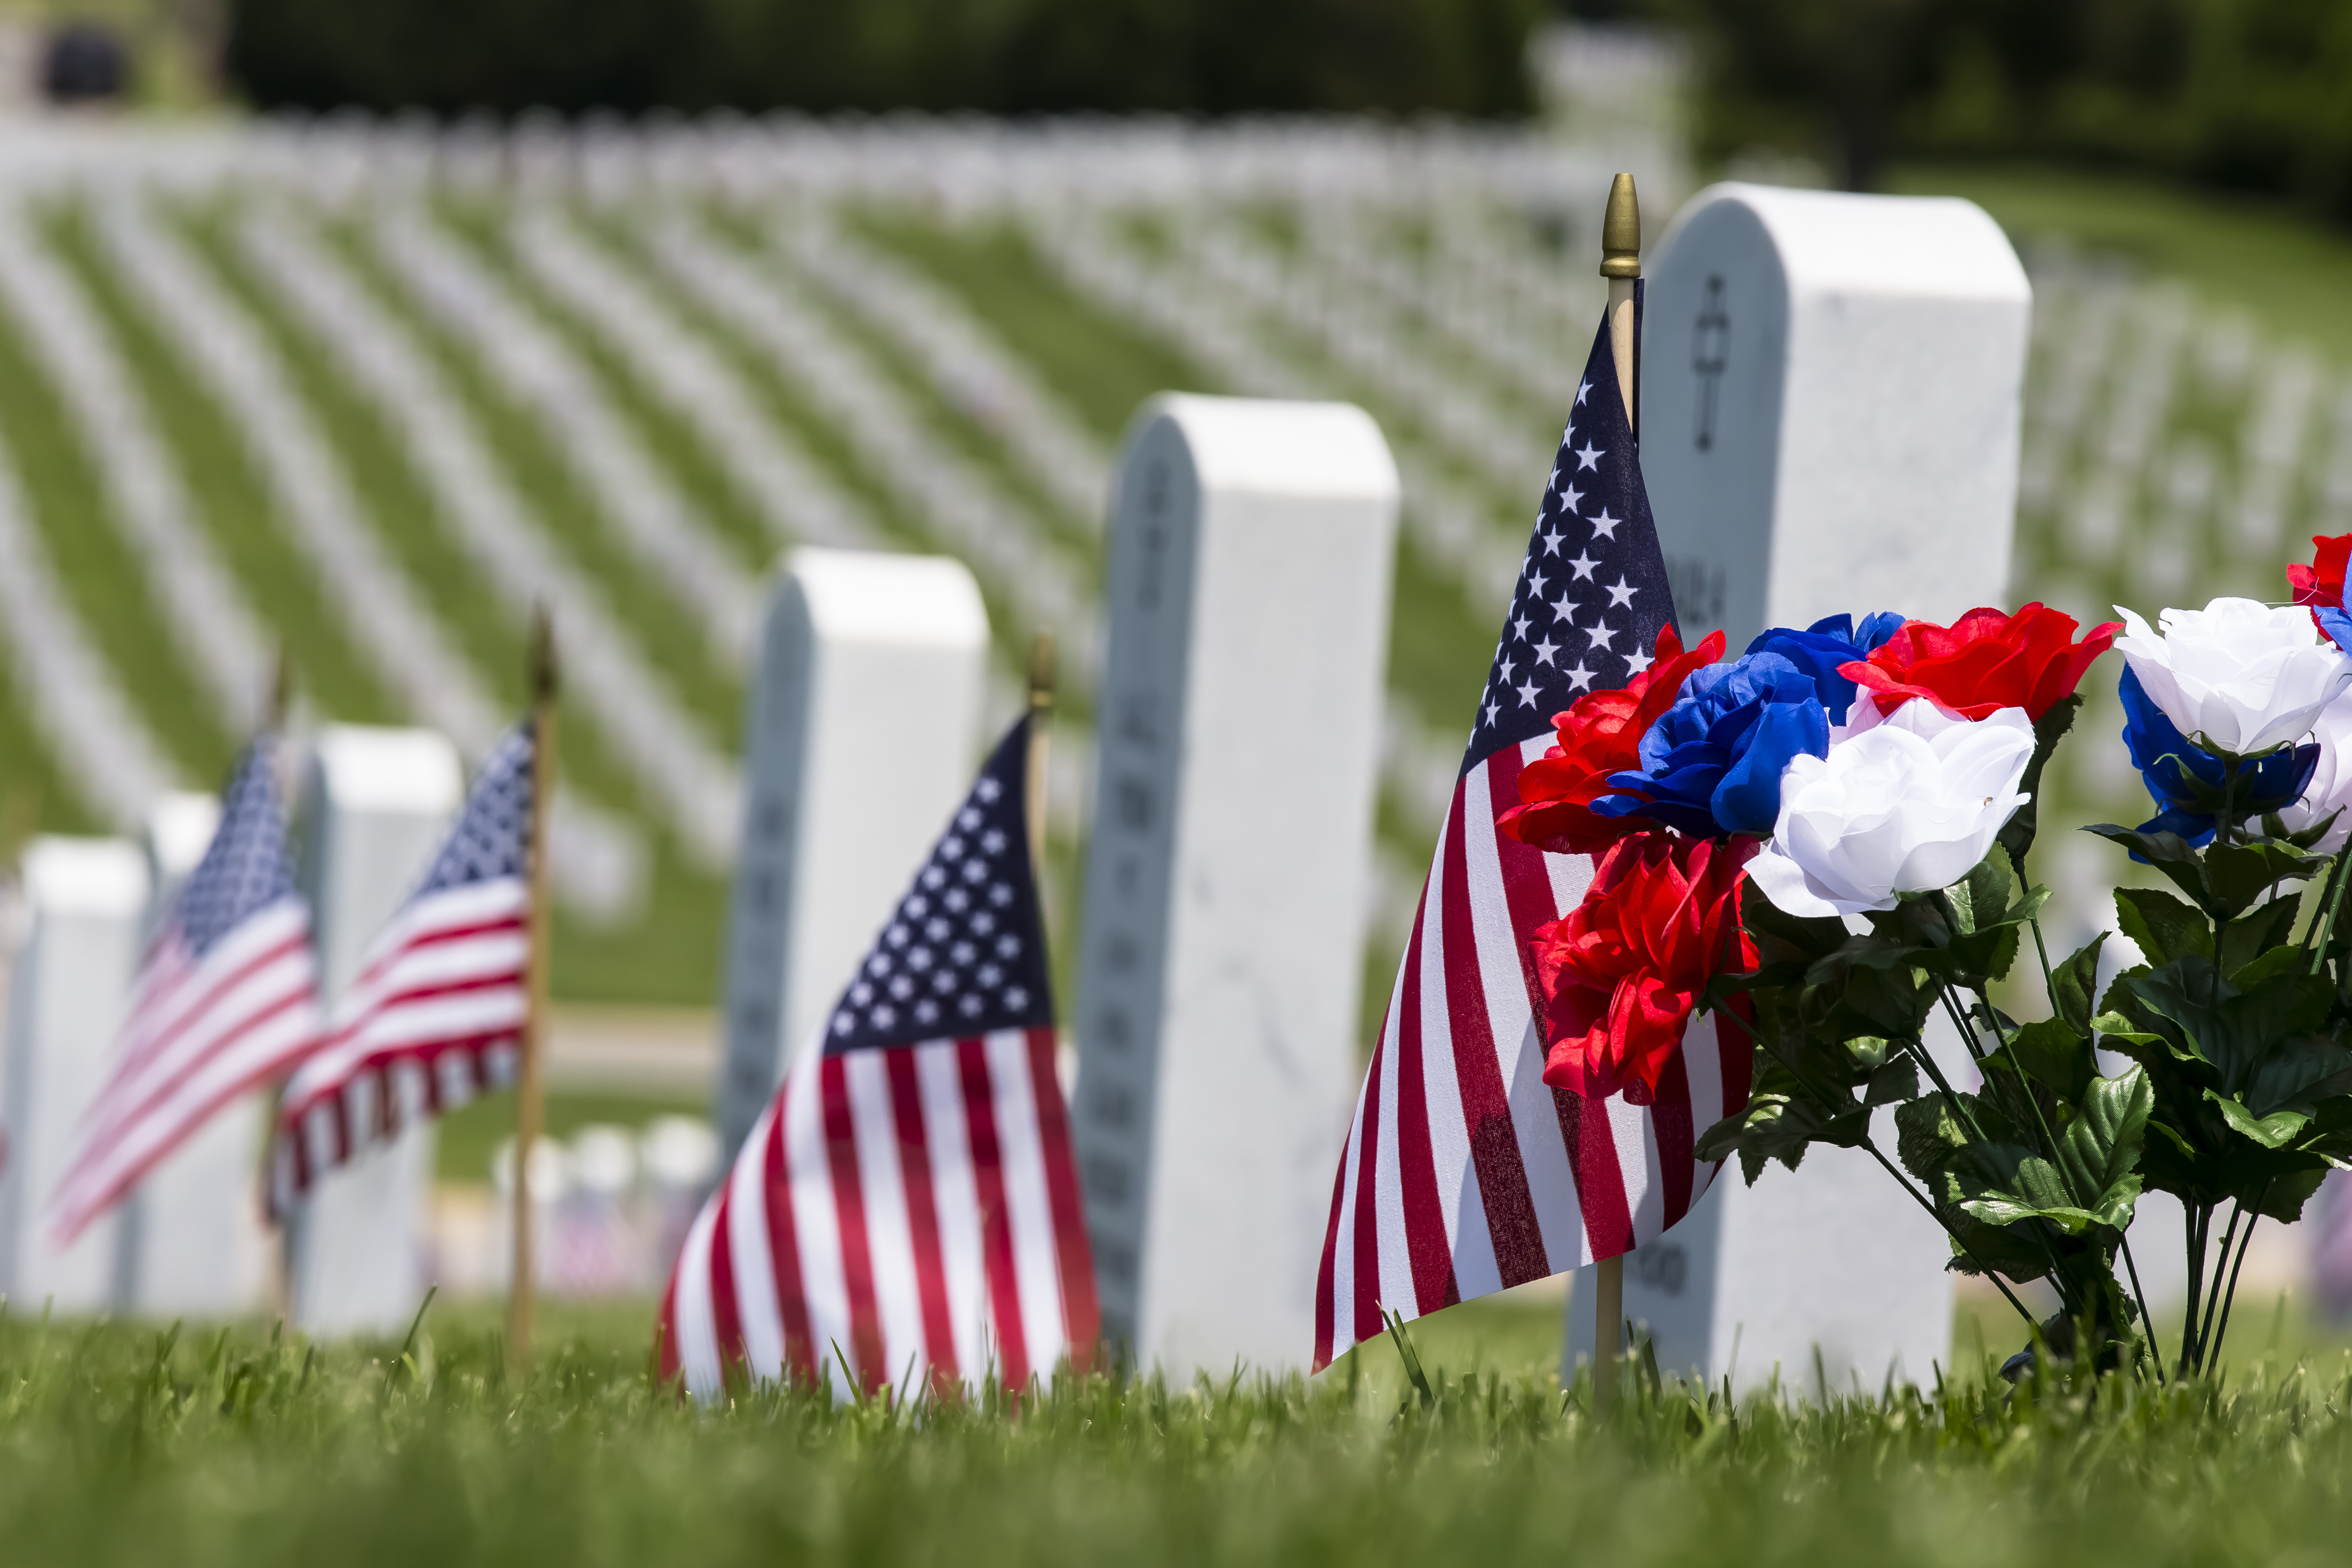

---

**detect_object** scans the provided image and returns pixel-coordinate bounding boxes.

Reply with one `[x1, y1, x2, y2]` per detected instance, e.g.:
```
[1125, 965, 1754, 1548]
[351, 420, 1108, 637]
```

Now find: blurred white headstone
[1568, 184, 2031, 1395]
[116, 792, 272, 1318]
[715, 548, 990, 1165]
[1074, 394, 1399, 1377]
[285, 726, 463, 1336]
[0, 836, 147, 1312]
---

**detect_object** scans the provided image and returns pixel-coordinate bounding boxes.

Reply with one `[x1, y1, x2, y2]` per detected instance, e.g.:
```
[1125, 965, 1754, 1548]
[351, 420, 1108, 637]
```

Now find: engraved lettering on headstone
[1633, 1242, 1687, 1297]
[1691, 274, 1729, 453]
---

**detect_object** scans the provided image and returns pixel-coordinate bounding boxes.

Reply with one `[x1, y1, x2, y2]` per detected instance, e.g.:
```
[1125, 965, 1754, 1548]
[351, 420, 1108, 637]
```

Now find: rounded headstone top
[1139, 394, 1401, 505]
[145, 792, 223, 881]
[783, 547, 991, 652]
[20, 835, 149, 915]
[311, 725, 466, 814]
[1656, 183, 2029, 307]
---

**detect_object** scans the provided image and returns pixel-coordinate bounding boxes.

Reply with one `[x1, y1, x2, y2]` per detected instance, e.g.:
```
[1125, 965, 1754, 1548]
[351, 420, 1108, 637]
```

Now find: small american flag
[660, 715, 1099, 1398]
[271, 721, 538, 1210]
[1313, 292, 1750, 1368]
[50, 737, 322, 1245]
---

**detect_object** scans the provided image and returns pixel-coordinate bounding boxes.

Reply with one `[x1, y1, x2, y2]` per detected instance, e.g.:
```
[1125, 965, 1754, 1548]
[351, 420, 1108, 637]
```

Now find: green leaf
[2051, 935, 2106, 1036]
[2054, 1066, 2153, 1225]
[2239, 1033, 2352, 1118]
[1839, 1035, 1892, 1073]
[2083, 823, 2215, 911]
[1942, 1211, 2052, 1281]
[1997, 695, 2080, 871]
[1863, 1055, 1920, 1107]
[2207, 1091, 2310, 1148]
[2002, 1017, 2097, 1103]
[1892, 1094, 1966, 1185]
[1945, 848, 2015, 937]
[2218, 896, 2303, 980]
[2113, 887, 2213, 965]
[2205, 840, 2328, 918]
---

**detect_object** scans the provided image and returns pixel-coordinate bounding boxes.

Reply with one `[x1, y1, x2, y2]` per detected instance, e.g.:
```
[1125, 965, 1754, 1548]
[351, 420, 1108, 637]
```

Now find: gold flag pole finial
[1599, 172, 1642, 438]
[1600, 172, 1641, 279]
[509, 604, 560, 1374]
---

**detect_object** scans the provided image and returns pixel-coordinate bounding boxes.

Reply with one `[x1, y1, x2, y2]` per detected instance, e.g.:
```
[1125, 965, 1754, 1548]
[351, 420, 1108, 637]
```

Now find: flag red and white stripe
[660, 1026, 1097, 1398]
[270, 720, 537, 1210]
[659, 715, 1096, 1397]
[1313, 741, 1749, 1367]
[1312, 293, 1748, 1369]
[51, 899, 318, 1245]
[50, 739, 322, 1247]
[271, 877, 529, 1209]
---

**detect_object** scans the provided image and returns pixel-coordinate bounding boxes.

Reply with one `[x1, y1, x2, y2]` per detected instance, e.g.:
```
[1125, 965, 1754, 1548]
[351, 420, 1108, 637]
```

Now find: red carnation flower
[1528, 831, 1757, 1105]
[1840, 603, 2119, 722]
[2289, 533, 2351, 614]
[1499, 626, 1725, 856]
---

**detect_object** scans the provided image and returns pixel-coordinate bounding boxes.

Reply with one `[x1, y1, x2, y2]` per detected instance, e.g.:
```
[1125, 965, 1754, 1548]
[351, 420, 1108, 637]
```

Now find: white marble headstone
[1567, 183, 2032, 1395]
[715, 547, 990, 1166]
[115, 792, 272, 1319]
[0, 836, 148, 1313]
[285, 726, 463, 1337]
[1073, 394, 1399, 1377]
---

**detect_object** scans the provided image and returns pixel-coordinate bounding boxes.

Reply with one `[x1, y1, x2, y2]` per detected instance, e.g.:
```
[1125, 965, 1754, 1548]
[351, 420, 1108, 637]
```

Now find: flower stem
[2207, 1182, 2272, 1375]
[2196, 1200, 2242, 1376]
[2309, 846, 2352, 977]
[1860, 1138, 2040, 1328]
[2118, 1232, 2165, 1387]
[2180, 1201, 2209, 1378]
[2030, 916, 2063, 1024]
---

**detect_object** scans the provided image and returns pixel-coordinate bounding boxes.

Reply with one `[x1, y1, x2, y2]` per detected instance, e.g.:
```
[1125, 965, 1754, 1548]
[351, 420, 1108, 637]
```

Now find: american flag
[49, 737, 322, 1245]
[1313, 292, 1751, 1368]
[271, 721, 538, 1210]
[660, 715, 1099, 1398]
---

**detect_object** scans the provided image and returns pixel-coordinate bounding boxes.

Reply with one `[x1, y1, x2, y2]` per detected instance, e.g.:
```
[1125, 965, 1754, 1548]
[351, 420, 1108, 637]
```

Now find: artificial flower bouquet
[1504, 535, 2352, 1379]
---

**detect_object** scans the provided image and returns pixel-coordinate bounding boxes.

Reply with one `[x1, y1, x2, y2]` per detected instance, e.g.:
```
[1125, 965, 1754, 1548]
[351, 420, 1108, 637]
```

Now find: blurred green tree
[224, 0, 1540, 118]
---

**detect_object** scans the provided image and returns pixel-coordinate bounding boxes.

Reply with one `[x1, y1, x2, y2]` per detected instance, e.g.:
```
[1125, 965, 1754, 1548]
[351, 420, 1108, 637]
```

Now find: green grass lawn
[9, 1289, 2352, 1566]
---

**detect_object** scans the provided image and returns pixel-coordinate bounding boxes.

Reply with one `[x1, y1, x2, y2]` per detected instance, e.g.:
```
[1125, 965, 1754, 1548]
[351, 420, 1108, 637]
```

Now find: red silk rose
[1528, 831, 1757, 1105]
[1839, 603, 2119, 721]
[2289, 533, 2351, 614]
[1499, 626, 1725, 855]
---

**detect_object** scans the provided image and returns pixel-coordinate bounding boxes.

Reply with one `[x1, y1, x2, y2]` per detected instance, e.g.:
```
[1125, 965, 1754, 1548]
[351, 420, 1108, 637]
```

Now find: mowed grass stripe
[183, 205, 688, 843]
[0, 634, 97, 838]
[49, 204, 397, 731]
[185, 205, 535, 718]
[863, 216, 1214, 444]
[0, 254, 228, 782]
[443, 203, 779, 575]
[328, 214, 746, 750]
[612, 215, 1044, 682]
[710, 208, 1094, 559]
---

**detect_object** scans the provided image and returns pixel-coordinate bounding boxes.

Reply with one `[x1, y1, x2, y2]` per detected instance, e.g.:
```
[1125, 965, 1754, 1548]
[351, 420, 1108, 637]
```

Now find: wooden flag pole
[1592, 171, 1642, 1414]
[1025, 630, 1056, 883]
[509, 608, 559, 1372]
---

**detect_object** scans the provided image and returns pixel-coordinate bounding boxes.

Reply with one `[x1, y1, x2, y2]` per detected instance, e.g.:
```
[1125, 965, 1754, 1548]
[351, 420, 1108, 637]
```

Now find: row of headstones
[0, 729, 463, 1331]
[3, 184, 2032, 1392]
[724, 183, 2038, 1389]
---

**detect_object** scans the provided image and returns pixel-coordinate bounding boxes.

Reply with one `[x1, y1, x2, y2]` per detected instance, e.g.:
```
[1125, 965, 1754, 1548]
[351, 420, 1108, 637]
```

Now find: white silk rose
[1746, 703, 2036, 920]
[2114, 597, 2352, 756]
[2280, 693, 2352, 854]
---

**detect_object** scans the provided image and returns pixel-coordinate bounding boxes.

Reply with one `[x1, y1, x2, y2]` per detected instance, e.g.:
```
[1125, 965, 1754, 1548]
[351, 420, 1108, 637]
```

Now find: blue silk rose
[2120, 665, 2318, 847]
[1592, 651, 1830, 838]
[1745, 611, 1906, 725]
